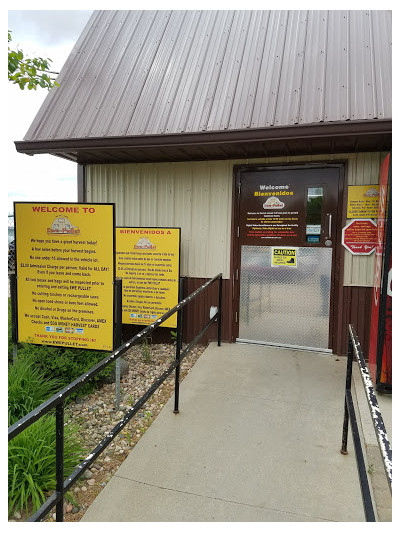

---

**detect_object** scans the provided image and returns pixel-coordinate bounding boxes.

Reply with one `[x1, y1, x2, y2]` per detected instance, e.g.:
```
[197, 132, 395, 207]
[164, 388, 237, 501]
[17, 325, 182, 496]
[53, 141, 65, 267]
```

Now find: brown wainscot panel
[182, 277, 233, 344]
[334, 286, 373, 358]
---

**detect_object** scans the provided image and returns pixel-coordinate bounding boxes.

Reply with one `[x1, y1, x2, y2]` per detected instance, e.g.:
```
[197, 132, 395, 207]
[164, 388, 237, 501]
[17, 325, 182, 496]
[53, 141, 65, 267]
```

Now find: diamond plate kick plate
[239, 246, 332, 349]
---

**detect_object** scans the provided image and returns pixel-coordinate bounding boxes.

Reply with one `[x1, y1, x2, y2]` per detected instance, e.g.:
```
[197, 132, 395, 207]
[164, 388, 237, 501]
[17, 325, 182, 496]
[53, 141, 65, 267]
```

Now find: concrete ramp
[82, 342, 365, 522]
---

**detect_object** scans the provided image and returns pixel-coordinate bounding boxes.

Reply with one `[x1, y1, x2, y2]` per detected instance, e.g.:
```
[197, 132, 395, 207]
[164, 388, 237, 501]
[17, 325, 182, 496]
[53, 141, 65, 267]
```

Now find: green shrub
[8, 415, 85, 516]
[8, 354, 63, 425]
[14, 342, 113, 399]
[8, 298, 113, 397]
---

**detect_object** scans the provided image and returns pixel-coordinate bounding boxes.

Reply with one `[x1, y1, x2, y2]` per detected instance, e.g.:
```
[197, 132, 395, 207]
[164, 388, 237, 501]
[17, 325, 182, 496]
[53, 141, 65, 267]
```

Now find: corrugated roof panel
[324, 10, 350, 121]
[24, 10, 391, 142]
[92, 11, 158, 137]
[107, 11, 173, 137]
[226, 11, 269, 129]
[274, 10, 308, 126]
[126, 11, 187, 135]
[24, 10, 103, 140]
[371, 11, 392, 119]
[76, 11, 148, 138]
[186, 11, 234, 132]
[171, 11, 218, 133]
[251, 10, 290, 128]
[298, 10, 329, 124]
[71, 11, 143, 138]
[50, 11, 120, 139]
[142, 11, 202, 135]
[206, 10, 253, 131]
[349, 11, 375, 120]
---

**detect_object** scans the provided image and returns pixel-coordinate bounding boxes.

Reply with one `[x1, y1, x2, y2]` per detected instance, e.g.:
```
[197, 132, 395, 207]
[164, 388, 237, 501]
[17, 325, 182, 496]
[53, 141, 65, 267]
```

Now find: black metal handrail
[8, 273, 223, 522]
[341, 324, 392, 522]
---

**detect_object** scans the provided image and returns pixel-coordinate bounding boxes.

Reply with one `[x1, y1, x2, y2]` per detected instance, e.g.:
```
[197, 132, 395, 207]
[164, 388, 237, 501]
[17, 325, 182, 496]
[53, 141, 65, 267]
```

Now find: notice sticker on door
[271, 247, 298, 267]
[306, 224, 321, 235]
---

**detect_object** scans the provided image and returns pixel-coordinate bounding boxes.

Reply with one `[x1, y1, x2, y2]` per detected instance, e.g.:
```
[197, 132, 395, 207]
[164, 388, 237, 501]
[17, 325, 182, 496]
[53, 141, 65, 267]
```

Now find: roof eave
[15, 119, 392, 164]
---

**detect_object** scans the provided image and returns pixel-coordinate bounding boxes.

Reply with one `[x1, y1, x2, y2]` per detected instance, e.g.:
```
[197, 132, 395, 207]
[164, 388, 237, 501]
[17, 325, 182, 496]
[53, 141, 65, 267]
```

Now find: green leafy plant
[8, 31, 59, 90]
[141, 337, 152, 363]
[124, 432, 133, 446]
[8, 353, 63, 425]
[8, 415, 84, 516]
[14, 342, 112, 399]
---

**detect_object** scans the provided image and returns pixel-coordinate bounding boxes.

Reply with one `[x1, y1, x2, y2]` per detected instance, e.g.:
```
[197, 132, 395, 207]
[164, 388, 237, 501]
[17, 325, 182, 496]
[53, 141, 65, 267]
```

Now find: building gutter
[15, 119, 392, 156]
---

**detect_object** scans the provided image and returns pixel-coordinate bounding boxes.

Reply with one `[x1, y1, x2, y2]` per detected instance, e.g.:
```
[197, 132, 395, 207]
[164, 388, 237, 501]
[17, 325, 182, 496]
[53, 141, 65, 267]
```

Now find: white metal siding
[86, 152, 387, 285]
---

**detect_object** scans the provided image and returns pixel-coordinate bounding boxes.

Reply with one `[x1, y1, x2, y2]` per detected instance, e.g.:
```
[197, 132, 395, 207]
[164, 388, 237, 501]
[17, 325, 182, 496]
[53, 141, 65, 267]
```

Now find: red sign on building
[341, 219, 377, 255]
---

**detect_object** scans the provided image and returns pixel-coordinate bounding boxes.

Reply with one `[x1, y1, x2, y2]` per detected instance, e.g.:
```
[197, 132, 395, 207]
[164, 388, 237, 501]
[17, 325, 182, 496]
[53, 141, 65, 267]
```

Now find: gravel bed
[11, 342, 205, 523]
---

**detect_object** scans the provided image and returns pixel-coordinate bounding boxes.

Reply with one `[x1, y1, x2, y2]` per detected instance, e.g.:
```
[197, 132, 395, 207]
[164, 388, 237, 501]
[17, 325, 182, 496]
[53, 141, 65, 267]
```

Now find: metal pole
[114, 279, 123, 410]
[341, 331, 353, 455]
[217, 275, 222, 346]
[9, 273, 18, 362]
[55, 402, 64, 522]
[346, 390, 376, 522]
[179, 278, 184, 351]
[174, 279, 184, 413]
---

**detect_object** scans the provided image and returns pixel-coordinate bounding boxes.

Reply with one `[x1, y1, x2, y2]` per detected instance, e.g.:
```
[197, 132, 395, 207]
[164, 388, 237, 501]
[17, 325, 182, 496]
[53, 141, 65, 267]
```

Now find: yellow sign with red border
[116, 227, 180, 328]
[15, 202, 115, 350]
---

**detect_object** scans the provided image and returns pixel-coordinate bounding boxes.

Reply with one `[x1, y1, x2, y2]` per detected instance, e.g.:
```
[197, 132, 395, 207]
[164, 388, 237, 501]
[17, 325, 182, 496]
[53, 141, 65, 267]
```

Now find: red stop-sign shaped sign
[342, 219, 377, 255]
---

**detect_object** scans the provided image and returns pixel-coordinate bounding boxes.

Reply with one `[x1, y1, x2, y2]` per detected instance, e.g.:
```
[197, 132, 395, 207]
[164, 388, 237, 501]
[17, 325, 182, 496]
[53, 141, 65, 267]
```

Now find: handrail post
[55, 401, 64, 522]
[340, 330, 353, 455]
[174, 279, 184, 413]
[217, 275, 222, 347]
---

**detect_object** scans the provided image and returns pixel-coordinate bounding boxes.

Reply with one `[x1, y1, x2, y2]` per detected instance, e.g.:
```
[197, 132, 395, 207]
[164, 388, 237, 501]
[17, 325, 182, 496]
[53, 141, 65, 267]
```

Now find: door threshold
[236, 338, 333, 354]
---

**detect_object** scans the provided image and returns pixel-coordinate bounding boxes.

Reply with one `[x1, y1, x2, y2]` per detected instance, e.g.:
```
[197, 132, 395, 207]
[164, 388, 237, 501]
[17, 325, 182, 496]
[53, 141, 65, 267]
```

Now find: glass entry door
[236, 166, 340, 351]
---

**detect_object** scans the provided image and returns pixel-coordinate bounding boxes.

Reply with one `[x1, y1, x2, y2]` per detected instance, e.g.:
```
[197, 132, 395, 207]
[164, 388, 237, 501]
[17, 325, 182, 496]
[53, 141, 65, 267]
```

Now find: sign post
[14, 202, 115, 351]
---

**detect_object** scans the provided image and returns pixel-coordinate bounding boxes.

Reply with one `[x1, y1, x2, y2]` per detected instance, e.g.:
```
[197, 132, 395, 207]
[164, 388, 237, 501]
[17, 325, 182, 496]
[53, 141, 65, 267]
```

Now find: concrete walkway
[82, 342, 367, 522]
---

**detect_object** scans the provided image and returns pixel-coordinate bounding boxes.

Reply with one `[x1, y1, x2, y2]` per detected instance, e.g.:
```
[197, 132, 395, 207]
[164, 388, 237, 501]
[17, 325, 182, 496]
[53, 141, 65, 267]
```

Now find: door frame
[230, 161, 347, 352]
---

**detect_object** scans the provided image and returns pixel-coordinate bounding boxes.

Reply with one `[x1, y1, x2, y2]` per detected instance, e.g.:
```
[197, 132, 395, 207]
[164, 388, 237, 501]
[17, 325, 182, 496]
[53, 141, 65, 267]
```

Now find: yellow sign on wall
[15, 202, 115, 350]
[116, 227, 180, 328]
[271, 247, 298, 267]
[347, 185, 379, 218]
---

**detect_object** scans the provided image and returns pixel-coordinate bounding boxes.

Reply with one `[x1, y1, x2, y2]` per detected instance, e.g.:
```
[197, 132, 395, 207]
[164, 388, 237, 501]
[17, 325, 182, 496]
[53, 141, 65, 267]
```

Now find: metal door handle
[327, 214, 332, 239]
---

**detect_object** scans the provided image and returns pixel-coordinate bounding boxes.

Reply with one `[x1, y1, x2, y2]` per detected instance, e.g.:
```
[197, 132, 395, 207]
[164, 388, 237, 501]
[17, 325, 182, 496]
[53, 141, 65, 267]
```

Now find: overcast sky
[7, 10, 93, 216]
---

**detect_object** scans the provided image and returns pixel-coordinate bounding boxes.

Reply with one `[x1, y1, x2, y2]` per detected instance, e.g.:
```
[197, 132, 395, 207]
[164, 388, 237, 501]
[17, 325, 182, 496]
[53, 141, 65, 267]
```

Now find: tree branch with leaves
[8, 31, 59, 90]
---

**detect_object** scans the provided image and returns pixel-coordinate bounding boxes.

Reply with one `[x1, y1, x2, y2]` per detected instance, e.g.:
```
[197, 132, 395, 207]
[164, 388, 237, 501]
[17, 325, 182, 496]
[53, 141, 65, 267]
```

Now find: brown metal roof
[16, 10, 392, 163]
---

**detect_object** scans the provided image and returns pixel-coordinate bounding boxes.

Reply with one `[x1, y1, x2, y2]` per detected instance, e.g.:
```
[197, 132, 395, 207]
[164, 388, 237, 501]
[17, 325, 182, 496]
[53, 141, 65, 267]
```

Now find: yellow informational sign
[116, 227, 180, 328]
[347, 185, 379, 218]
[15, 202, 115, 350]
[271, 247, 297, 267]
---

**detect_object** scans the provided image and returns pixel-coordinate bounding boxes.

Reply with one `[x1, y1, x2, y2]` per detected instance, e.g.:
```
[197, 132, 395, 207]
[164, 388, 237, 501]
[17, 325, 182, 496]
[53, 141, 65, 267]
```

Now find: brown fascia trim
[14, 119, 392, 155]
